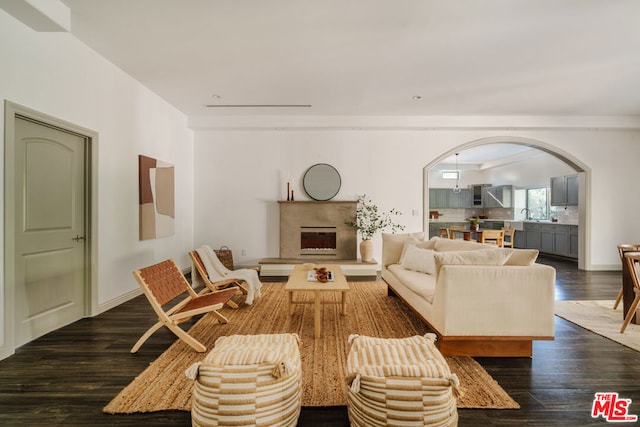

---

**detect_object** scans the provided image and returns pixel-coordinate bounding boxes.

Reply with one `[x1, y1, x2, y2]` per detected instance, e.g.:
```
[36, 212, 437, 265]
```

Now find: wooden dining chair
[448, 225, 466, 239]
[501, 227, 515, 248]
[131, 259, 238, 353]
[480, 229, 505, 247]
[438, 228, 449, 238]
[620, 253, 640, 333]
[189, 250, 246, 308]
[614, 244, 640, 310]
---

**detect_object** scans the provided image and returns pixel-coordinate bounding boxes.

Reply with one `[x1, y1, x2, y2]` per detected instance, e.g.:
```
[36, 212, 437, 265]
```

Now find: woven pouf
[345, 333, 460, 427]
[185, 333, 302, 427]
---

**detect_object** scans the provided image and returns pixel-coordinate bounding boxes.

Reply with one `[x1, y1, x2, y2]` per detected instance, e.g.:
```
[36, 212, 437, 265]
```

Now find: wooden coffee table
[285, 265, 350, 338]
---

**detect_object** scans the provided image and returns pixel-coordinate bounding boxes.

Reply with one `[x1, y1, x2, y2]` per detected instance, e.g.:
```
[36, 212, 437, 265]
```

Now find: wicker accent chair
[131, 259, 238, 353]
[186, 333, 302, 427]
[345, 334, 459, 427]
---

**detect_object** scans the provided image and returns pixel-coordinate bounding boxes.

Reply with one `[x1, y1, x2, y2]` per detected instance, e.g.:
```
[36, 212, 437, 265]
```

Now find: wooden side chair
[448, 225, 466, 239]
[620, 253, 640, 333]
[480, 229, 505, 247]
[189, 250, 247, 309]
[438, 227, 449, 238]
[131, 259, 238, 353]
[614, 244, 640, 310]
[502, 227, 516, 248]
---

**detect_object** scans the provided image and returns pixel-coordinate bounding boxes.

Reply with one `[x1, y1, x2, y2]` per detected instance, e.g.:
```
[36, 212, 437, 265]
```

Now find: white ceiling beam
[0, 0, 70, 32]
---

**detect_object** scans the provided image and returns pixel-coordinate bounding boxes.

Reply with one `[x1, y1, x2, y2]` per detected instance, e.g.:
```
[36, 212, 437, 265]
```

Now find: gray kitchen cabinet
[551, 174, 579, 206]
[513, 230, 526, 248]
[447, 188, 472, 208]
[532, 223, 576, 258]
[569, 226, 579, 258]
[566, 174, 579, 205]
[523, 223, 541, 250]
[429, 222, 442, 238]
[540, 228, 554, 253]
[429, 188, 472, 209]
[482, 185, 513, 208]
[429, 189, 448, 209]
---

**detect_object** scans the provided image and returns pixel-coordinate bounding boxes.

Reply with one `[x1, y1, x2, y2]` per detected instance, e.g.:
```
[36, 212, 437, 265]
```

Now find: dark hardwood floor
[1, 256, 638, 426]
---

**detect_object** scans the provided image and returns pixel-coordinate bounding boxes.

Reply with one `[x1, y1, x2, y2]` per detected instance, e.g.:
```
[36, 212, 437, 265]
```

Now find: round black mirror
[303, 164, 341, 201]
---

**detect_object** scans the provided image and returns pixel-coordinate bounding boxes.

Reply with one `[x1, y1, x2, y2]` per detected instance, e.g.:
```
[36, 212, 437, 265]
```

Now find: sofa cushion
[381, 232, 426, 267]
[434, 238, 490, 252]
[400, 244, 437, 275]
[433, 249, 511, 276]
[387, 264, 437, 303]
[501, 249, 540, 266]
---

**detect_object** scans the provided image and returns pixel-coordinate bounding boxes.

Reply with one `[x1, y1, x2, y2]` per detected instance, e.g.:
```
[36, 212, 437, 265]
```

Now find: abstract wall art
[139, 154, 175, 240]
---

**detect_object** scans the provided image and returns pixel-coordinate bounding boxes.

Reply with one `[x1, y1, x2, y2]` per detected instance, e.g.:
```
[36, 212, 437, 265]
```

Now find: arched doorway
[423, 136, 591, 270]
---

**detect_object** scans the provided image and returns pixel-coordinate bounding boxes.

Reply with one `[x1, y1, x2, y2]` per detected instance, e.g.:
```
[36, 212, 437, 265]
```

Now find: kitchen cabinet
[569, 226, 579, 258]
[513, 230, 526, 248]
[429, 189, 448, 209]
[523, 223, 541, 250]
[429, 188, 472, 209]
[551, 174, 579, 206]
[482, 185, 513, 208]
[482, 221, 504, 230]
[521, 222, 577, 258]
[447, 188, 472, 208]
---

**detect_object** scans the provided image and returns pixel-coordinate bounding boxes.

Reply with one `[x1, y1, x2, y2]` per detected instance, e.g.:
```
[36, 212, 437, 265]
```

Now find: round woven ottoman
[345, 333, 460, 427]
[185, 333, 302, 427]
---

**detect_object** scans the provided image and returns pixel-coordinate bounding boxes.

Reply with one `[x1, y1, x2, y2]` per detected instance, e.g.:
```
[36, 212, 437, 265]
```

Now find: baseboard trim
[97, 287, 142, 314]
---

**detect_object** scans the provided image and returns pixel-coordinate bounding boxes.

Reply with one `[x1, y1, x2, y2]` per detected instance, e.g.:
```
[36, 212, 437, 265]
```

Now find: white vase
[360, 239, 374, 262]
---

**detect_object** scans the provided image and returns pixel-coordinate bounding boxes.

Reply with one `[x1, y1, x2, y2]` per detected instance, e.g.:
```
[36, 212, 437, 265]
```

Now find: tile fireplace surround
[279, 201, 357, 260]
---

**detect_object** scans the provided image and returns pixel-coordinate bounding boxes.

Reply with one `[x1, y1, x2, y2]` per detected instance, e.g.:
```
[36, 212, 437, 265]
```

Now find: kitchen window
[526, 187, 550, 220]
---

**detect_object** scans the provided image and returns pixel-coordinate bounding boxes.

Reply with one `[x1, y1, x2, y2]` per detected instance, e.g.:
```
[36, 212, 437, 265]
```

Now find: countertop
[429, 218, 578, 226]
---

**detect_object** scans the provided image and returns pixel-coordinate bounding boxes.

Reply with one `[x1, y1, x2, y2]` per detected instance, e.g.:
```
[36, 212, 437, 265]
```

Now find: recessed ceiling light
[211, 94, 222, 99]
[412, 96, 422, 100]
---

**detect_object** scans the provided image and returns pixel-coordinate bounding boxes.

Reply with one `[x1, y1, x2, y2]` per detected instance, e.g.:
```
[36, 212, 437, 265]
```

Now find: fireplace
[300, 228, 337, 256]
[279, 201, 357, 259]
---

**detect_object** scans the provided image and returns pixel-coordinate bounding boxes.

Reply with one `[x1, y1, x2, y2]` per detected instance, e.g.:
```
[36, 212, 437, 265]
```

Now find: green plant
[466, 217, 480, 225]
[346, 194, 405, 240]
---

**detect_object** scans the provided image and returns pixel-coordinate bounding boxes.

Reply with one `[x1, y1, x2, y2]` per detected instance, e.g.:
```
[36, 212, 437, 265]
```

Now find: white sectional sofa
[381, 232, 556, 357]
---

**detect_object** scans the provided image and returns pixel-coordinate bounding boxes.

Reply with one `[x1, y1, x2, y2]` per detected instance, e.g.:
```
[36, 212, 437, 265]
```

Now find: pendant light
[453, 153, 462, 193]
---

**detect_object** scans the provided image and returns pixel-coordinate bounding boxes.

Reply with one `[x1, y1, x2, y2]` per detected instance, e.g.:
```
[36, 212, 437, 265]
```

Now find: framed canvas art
[139, 155, 175, 240]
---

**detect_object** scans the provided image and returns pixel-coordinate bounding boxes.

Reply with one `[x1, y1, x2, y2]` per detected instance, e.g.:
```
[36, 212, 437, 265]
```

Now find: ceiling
[59, 0, 640, 119]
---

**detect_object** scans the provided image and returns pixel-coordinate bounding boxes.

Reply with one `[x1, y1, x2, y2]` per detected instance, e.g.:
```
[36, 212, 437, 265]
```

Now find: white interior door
[14, 117, 87, 347]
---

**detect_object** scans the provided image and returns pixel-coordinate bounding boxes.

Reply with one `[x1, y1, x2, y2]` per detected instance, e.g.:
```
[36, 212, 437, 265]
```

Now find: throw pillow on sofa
[400, 244, 437, 275]
[399, 236, 438, 261]
[433, 250, 511, 276]
[501, 248, 540, 266]
[381, 232, 426, 266]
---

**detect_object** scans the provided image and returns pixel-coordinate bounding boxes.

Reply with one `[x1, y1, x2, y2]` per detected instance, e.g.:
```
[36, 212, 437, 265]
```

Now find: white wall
[193, 126, 640, 271]
[0, 11, 194, 358]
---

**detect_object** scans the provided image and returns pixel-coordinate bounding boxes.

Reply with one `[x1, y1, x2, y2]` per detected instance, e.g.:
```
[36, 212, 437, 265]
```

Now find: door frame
[2, 101, 98, 360]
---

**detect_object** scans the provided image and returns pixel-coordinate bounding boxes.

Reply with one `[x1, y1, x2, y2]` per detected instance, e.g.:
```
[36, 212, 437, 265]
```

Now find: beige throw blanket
[194, 245, 262, 305]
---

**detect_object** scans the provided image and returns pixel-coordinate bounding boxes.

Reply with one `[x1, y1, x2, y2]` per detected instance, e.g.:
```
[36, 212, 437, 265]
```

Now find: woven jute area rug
[104, 281, 519, 414]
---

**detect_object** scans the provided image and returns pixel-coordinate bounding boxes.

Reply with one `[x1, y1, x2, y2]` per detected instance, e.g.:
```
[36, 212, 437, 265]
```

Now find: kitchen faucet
[520, 208, 531, 220]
